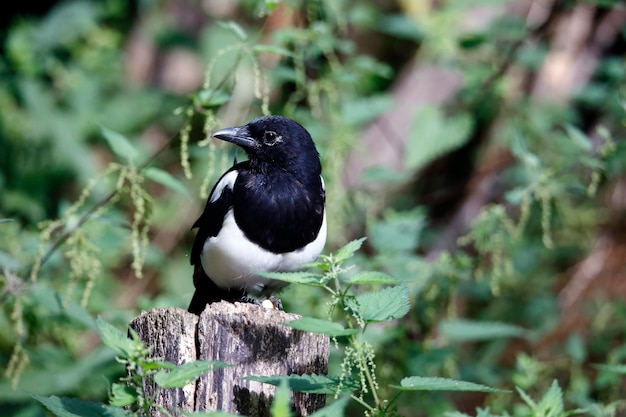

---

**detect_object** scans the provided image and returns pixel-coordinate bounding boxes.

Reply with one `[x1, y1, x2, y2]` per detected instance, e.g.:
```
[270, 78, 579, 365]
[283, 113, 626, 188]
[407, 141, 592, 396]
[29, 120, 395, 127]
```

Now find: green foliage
[257, 240, 508, 416]
[33, 394, 132, 417]
[1, 0, 626, 416]
[392, 377, 509, 393]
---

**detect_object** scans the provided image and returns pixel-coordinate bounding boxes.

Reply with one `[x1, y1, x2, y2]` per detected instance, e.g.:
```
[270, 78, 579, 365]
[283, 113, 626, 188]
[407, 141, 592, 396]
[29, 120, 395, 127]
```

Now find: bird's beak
[211, 126, 259, 149]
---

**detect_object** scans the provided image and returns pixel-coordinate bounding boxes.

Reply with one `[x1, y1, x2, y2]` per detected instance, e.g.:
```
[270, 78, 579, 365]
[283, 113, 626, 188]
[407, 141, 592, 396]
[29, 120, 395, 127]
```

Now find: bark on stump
[129, 302, 330, 416]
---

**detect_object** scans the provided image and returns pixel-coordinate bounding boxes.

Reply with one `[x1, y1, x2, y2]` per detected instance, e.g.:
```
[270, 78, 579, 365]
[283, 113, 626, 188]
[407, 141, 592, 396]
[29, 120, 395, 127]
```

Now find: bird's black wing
[188, 165, 246, 314]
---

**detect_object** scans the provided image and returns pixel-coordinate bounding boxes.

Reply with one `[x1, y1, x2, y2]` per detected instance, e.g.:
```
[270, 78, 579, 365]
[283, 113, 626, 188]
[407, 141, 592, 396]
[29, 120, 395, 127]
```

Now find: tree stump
[130, 302, 330, 416]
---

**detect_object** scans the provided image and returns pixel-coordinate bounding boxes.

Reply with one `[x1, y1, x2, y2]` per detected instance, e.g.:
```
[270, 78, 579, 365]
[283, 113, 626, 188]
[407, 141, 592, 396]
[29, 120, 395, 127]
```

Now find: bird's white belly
[201, 209, 327, 294]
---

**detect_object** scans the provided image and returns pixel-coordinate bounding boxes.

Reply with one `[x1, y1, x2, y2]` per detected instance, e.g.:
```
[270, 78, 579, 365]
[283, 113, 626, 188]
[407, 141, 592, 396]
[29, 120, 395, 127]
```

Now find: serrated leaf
[370, 208, 426, 253]
[252, 44, 294, 57]
[271, 378, 292, 417]
[285, 318, 359, 337]
[392, 377, 509, 393]
[256, 271, 328, 286]
[439, 319, 527, 342]
[144, 167, 191, 199]
[100, 125, 139, 164]
[516, 385, 537, 408]
[153, 360, 230, 388]
[333, 237, 366, 264]
[346, 286, 410, 323]
[536, 380, 564, 414]
[96, 317, 136, 357]
[245, 374, 358, 394]
[32, 394, 132, 417]
[344, 271, 400, 285]
[109, 383, 138, 407]
[406, 106, 472, 172]
[217, 21, 247, 41]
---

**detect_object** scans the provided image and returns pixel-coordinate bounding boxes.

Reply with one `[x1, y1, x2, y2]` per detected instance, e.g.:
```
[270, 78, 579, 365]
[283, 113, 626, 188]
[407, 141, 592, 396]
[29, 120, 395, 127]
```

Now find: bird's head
[211, 116, 321, 175]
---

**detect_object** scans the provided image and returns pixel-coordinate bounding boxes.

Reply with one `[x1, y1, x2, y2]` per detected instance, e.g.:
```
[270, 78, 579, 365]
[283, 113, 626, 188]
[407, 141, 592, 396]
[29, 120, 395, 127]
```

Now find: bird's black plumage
[188, 116, 326, 315]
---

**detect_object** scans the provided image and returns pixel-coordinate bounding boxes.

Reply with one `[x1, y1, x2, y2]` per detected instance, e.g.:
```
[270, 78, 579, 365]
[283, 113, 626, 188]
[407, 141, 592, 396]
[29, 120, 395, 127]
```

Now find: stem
[350, 394, 375, 411]
[384, 390, 404, 413]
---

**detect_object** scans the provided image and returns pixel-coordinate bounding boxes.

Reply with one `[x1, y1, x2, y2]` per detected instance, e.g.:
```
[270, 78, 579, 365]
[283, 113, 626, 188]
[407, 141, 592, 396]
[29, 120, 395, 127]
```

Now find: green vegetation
[1, 0, 626, 416]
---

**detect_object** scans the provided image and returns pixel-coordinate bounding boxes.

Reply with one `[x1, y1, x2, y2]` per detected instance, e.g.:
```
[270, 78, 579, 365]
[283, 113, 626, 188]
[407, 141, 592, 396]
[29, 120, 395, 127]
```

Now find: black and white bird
[188, 115, 327, 314]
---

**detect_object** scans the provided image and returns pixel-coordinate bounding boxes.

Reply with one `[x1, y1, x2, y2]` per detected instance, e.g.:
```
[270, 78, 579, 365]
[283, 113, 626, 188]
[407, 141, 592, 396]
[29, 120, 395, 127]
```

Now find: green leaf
[32, 394, 132, 417]
[439, 319, 527, 342]
[100, 125, 139, 164]
[593, 364, 626, 374]
[270, 378, 292, 417]
[245, 374, 358, 394]
[217, 21, 247, 41]
[536, 380, 564, 415]
[370, 208, 426, 253]
[361, 166, 410, 184]
[346, 285, 410, 323]
[153, 360, 230, 388]
[195, 89, 231, 108]
[405, 106, 473, 172]
[343, 271, 400, 285]
[109, 383, 138, 407]
[340, 94, 393, 125]
[0, 347, 115, 400]
[95, 317, 136, 358]
[0, 218, 14, 224]
[333, 237, 366, 264]
[516, 385, 537, 409]
[392, 377, 510, 393]
[377, 14, 423, 42]
[285, 318, 359, 337]
[564, 124, 592, 152]
[144, 167, 191, 199]
[0, 249, 21, 269]
[252, 44, 294, 57]
[309, 396, 350, 417]
[256, 271, 328, 286]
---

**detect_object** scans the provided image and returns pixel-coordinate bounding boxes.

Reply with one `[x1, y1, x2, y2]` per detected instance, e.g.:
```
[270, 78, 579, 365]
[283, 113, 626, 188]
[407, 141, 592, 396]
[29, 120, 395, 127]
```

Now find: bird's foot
[237, 295, 260, 305]
[237, 295, 283, 310]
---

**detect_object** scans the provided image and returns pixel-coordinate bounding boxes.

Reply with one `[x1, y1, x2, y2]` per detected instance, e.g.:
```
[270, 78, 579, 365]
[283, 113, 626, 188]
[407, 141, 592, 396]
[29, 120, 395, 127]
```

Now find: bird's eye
[263, 131, 282, 146]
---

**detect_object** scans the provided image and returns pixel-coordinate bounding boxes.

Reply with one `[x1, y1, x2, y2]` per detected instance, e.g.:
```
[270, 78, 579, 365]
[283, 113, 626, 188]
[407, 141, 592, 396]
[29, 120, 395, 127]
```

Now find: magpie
[188, 115, 327, 314]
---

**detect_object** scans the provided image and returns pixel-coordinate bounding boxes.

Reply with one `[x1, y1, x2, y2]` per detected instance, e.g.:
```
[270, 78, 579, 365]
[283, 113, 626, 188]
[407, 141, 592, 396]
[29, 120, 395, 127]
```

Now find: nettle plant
[32, 238, 592, 417]
[252, 238, 510, 416]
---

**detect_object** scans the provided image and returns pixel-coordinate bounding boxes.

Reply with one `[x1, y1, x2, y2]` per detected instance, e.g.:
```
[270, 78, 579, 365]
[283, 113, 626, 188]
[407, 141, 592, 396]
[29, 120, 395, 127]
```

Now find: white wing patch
[209, 170, 238, 203]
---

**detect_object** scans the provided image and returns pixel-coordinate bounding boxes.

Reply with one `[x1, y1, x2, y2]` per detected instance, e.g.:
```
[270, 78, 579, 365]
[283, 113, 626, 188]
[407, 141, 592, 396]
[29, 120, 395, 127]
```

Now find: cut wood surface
[130, 302, 330, 416]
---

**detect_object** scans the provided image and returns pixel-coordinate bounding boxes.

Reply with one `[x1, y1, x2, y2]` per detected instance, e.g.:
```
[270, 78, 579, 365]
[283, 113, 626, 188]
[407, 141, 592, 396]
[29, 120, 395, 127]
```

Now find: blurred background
[1, 0, 626, 415]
